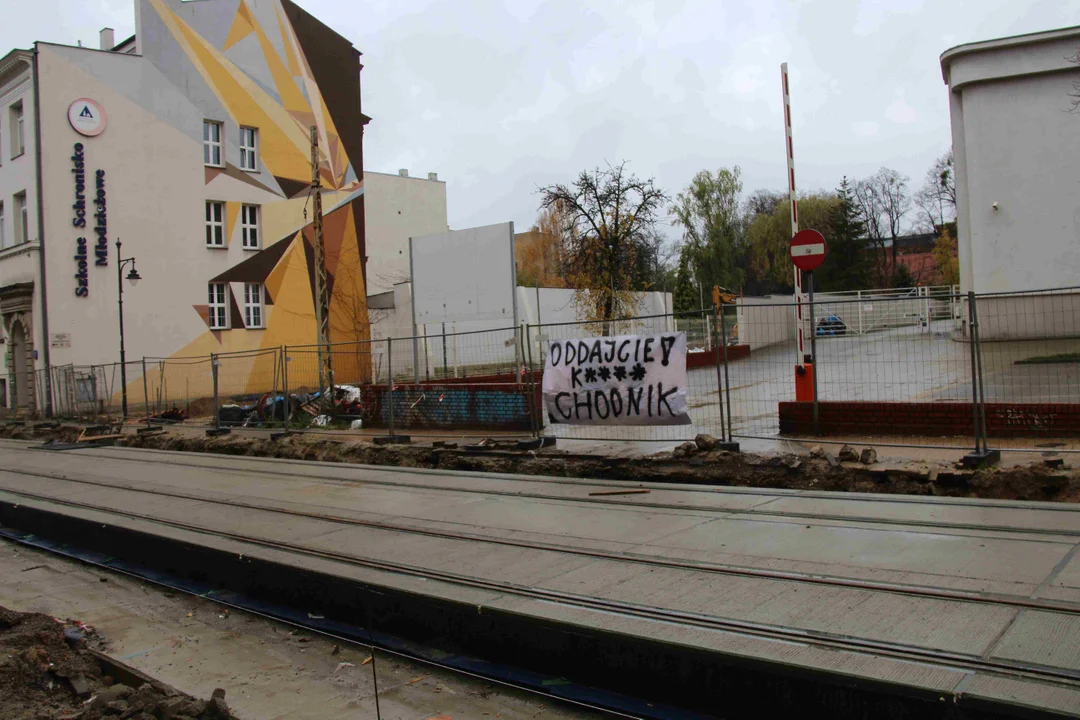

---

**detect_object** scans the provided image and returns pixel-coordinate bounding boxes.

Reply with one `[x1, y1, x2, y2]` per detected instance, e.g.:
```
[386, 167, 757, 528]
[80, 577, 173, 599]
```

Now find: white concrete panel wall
[411, 222, 517, 326]
[737, 296, 796, 351]
[369, 284, 673, 375]
[363, 171, 447, 295]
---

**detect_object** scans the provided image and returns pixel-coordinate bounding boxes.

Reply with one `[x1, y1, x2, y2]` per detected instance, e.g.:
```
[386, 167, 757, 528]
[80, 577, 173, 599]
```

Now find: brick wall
[779, 401, 1080, 437]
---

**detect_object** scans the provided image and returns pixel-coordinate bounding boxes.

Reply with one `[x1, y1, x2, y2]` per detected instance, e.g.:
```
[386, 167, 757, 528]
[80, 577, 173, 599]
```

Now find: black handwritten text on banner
[543, 332, 691, 425]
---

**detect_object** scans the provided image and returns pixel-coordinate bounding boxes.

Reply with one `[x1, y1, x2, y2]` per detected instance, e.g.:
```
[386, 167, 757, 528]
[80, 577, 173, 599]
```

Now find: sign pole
[713, 303, 726, 441]
[789, 228, 827, 428]
[807, 270, 819, 435]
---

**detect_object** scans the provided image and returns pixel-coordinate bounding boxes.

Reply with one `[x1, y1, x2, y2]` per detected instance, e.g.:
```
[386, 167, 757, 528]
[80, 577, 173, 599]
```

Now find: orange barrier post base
[795, 363, 815, 402]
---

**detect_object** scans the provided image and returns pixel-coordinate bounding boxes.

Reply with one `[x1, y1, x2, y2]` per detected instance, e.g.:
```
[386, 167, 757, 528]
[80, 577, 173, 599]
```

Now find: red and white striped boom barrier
[781, 62, 804, 366]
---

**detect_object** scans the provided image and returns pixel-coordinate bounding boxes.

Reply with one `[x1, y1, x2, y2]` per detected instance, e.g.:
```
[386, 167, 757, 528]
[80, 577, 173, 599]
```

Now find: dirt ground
[0, 604, 240, 720]
[2, 422, 1078, 503]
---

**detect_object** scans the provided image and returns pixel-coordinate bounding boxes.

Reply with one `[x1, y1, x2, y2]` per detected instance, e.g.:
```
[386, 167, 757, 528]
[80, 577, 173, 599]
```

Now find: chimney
[427, 172, 438, 181]
[100, 27, 115, 50]
[398, 168, 409, 178]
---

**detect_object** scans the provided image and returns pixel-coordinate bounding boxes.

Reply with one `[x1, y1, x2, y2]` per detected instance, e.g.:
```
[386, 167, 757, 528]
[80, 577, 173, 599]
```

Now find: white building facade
[941, 27, 1080, 296]
[363, 169, 447, 295]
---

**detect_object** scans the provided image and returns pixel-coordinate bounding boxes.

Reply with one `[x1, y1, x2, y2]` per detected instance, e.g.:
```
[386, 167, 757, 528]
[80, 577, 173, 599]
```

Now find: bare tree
[538, 163, 669, 325]
[913, 151, 956, 232]
[853, 167, 911, 285]
[743, 189, 784, 220]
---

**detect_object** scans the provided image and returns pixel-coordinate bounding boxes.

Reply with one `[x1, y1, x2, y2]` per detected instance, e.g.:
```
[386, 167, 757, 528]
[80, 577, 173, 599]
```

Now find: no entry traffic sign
[790, 229, 827, 272]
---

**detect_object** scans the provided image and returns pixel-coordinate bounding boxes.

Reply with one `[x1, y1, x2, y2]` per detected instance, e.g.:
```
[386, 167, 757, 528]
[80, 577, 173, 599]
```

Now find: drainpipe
[32, 44, 54, 417]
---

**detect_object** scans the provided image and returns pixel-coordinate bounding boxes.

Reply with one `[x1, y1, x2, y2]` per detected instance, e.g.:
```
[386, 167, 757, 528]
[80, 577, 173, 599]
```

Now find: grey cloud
[6, 0, 1080, 240]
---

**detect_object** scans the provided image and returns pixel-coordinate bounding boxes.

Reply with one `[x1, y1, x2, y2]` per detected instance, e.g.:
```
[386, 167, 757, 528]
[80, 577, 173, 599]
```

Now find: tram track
[6, 442, 1079, 539]
[1, 464, 1079, 624]
[2, 477, 1080, 692]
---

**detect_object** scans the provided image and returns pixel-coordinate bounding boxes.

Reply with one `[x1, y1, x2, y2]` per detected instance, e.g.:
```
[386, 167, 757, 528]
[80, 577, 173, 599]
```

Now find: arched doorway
[10, 320, 28, 409]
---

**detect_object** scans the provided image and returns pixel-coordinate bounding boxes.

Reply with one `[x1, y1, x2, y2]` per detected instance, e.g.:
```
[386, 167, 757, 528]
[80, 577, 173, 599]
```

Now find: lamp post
[116, 238, 142, 419]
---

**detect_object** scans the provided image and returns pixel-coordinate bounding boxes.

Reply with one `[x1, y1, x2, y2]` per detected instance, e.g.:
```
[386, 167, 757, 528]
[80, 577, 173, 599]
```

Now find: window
[244, 283, 264, 328]
[239, 127, 258, 171]
[240, 204, 260, 249]
[203, 120, 222, 166]
[10, 101, 24, 158]
[14, 192, 27, 244]
[208, 283, 228, 329]
[0, 202, 5, 249]
[205, 201, 224, 247]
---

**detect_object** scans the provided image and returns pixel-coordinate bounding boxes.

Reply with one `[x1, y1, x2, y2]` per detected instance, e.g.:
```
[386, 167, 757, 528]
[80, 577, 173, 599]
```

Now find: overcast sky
[6, 0, 1080, 240]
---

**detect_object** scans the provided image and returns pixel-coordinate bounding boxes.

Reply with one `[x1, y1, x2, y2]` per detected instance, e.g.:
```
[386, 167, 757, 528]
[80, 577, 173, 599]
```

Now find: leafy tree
[891, 263, 916, 289]
[670, 167, 746, 296]
[538, 163, 669, 323]
[744, 193, 838, 294]
[933, 225, 960, 286]
[815, 177, 870, 292]
[672, 246, 699, 313]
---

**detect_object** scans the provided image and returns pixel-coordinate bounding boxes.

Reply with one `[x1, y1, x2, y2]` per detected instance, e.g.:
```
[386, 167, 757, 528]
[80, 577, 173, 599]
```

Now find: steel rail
[2, 483, 1079, 690]
[15, 443, 1080, 540]
[3, 466, 1078, 614]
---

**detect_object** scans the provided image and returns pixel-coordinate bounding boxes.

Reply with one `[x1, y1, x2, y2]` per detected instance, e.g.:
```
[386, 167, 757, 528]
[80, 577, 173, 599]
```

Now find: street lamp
[116, 238, 142, 419]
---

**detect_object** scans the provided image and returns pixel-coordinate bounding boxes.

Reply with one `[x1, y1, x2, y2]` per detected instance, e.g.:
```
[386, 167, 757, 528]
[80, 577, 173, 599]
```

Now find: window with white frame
[244, 283, 264, 328]
[205, 201, 224, 247]
[203, 120, 223, 166]
[239, 127, 258, 171]
[0, 202, 5, 249]
[14, 192, 27, 244]
[240, 204, 259, 249]
[10, 101, 24, 158]
[208, 283, 228, 329]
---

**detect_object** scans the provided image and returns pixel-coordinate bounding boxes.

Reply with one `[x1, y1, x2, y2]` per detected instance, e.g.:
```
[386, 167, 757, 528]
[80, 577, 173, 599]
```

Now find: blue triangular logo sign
[79, 106, 94, 118]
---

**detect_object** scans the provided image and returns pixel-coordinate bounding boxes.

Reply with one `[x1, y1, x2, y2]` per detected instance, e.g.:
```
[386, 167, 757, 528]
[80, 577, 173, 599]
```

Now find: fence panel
[212, 349, 282, 427]
[732, 291, 978, 449]
[284, 328, 531, 434]
[142, 356, 217, 425]
[972, 287, 1080, 451]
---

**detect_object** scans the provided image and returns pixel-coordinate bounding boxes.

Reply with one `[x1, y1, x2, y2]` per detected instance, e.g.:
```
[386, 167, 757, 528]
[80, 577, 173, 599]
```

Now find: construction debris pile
[216, 385, 373, 428]
[0, 604, 239, 720]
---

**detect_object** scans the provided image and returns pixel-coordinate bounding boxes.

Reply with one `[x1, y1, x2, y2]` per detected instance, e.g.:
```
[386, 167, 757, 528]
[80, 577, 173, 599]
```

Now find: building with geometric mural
[0, 0, 370, 413]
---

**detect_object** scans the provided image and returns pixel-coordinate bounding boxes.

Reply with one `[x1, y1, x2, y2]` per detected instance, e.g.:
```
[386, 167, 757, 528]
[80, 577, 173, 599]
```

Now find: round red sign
[790, 229, 827, 272]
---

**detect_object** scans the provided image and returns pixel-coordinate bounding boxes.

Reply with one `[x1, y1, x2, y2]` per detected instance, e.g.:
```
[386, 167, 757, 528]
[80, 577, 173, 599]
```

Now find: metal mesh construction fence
[729, 290, 976, 449]
[8, 284, 1080, 456]
[283, 327, 531, 434]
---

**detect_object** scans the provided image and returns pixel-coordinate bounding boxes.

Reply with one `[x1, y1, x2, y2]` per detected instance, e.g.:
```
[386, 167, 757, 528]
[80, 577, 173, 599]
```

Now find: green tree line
[531, 153, 958, 320]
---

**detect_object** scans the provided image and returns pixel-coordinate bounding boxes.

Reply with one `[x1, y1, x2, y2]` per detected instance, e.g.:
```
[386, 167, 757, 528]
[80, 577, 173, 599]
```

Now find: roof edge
[941, 25, 1080, 84]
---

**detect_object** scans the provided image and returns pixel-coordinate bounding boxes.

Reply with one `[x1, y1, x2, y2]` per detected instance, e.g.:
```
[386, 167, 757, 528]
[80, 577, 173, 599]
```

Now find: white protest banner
[543, 331, 691, 426]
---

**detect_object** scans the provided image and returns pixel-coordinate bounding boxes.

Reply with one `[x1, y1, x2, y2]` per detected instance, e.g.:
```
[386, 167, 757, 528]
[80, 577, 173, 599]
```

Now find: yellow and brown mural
[143, 0, 370, 390]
